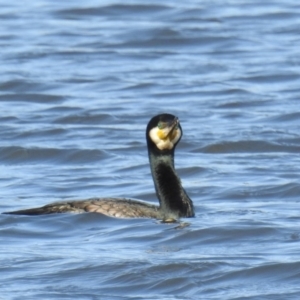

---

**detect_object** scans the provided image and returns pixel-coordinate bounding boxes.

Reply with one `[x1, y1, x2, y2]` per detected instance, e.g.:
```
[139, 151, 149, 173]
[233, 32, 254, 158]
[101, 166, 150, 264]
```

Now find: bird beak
[166, 117, 179, 137]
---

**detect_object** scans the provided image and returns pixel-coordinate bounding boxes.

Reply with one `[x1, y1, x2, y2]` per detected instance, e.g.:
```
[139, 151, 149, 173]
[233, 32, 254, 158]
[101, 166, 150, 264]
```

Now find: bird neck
[148, 152, 194, 218]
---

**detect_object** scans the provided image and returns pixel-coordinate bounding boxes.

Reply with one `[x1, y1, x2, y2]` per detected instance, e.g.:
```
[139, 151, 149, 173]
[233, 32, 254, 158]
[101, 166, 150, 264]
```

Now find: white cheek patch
[149, 127, 181, 150]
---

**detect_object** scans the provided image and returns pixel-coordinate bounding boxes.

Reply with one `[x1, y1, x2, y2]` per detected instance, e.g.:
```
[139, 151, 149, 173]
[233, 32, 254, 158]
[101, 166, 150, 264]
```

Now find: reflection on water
[1, 0, 300, 299]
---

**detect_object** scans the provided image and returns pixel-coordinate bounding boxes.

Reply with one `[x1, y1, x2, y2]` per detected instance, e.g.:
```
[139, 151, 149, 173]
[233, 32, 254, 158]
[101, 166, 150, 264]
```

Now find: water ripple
[1, 0, 300, 299]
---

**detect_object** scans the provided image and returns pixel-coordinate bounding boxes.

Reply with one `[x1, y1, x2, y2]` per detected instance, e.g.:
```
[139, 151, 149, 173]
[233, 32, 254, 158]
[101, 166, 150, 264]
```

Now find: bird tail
[3, 207, 54, 215]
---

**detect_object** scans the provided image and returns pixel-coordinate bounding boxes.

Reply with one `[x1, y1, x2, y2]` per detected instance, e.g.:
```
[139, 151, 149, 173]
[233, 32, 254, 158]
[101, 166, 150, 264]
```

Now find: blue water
[1, 0, 300, 299]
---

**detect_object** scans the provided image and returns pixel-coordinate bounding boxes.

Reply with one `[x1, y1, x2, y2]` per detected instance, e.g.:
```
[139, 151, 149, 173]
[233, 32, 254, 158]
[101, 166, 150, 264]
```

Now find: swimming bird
[3, 114, 194, 220]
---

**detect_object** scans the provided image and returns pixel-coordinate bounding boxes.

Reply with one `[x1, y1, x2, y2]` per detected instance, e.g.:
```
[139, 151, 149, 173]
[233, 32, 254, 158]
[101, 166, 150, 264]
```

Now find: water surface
[1, 0, 300, 299]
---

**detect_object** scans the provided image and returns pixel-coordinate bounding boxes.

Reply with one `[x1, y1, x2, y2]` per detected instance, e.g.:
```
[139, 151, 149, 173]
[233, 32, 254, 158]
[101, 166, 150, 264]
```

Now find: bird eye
[157, 122, 164, 129]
